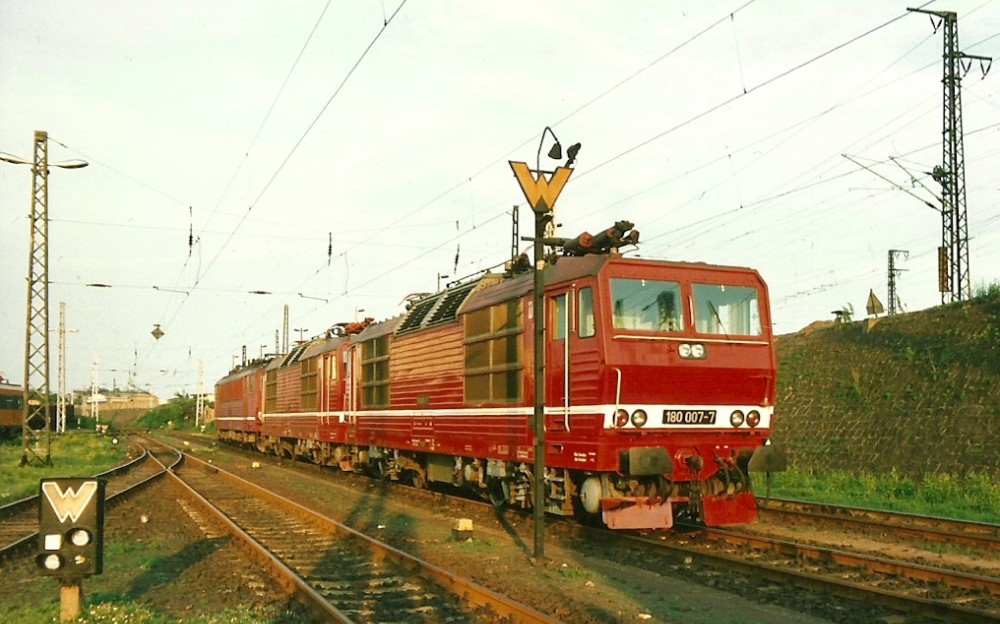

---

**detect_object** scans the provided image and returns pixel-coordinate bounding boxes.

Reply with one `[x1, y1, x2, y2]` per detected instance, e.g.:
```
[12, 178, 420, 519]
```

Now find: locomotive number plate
[662, 409, 717, 425]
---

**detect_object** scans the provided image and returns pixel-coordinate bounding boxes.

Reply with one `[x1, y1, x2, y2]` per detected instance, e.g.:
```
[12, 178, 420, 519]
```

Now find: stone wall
[770, 297, 1000, 478]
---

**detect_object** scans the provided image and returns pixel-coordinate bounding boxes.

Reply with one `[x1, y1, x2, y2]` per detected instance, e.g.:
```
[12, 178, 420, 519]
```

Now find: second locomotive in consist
[216, 222, 784, 529]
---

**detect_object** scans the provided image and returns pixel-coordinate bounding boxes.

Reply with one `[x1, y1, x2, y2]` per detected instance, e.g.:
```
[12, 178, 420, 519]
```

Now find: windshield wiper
[708, 300, 729, 339]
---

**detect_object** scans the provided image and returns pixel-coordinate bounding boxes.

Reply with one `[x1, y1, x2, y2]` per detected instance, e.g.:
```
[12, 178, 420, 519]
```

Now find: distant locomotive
[0, 382, 23, 438]
[216, 222, 785, 529]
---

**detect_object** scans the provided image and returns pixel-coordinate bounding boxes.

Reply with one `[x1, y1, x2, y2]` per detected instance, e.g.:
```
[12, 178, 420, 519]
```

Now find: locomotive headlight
[614, 409, 630, 428]
[729, 410, 745, 427]
[631, 409, 648, 428]
[746, 410, 761, 428]
[678, 343, 706, 359]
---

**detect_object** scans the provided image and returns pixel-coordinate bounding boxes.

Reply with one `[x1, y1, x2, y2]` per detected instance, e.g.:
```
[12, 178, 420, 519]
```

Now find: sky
[1, 1, 998, 401]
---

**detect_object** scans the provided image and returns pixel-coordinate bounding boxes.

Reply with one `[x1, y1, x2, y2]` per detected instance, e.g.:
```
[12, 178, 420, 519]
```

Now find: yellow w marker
[41, 481, 99, 523]
[509, 161, 573, 213]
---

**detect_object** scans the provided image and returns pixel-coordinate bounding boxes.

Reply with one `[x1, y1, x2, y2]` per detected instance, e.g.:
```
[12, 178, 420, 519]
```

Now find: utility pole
[53, 302, 78, 433]
[909, 8, 992, 303]
[282, 305, 289, 354]
[888, 250, 909, 315]
[90, 356, 100, 428]
[195, 359, 205, 428]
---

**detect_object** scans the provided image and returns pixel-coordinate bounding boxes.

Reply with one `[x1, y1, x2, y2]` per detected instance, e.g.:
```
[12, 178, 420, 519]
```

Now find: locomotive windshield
[693, 284, 762, 336]
[611, 278, 683, 332]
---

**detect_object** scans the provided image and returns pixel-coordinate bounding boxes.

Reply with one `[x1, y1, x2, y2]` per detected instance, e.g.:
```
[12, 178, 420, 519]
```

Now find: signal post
[37, 478, 107, 622]
[508, 127, 579, 560]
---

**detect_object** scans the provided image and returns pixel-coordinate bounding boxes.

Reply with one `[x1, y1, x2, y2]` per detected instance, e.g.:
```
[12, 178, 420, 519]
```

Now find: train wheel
[408, 470, 425, 490]
[487, 478, 510, 508]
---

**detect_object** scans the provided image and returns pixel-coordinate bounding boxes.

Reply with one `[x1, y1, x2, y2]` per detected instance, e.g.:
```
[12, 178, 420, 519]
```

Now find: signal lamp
[730, 410, 745, 428]
[746, 410, 761, 428]
[69, 528, 92, 546]
[614, 409, 629, 428]
[631, 409, 648, 428]
[39, 553, 64, 571]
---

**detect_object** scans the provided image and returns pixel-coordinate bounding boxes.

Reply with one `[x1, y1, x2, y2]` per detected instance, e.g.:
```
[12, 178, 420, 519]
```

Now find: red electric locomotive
[215, 222, 785, 529]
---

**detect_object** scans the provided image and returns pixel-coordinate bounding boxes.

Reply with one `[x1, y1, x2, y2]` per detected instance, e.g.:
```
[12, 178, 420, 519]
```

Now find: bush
[136, 395, 198, 430]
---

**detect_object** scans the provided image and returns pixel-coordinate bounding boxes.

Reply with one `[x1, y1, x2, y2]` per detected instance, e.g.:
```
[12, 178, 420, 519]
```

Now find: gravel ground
[177, 438, 848, 624]
[3, 434, 928, 623]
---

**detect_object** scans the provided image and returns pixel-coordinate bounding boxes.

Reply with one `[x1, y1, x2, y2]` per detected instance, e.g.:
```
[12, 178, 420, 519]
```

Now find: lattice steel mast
[0, 131, 88, 464]
[909, 8, 992, 303]
[21, 131, 53, 465]
[888, 249, 909, 315]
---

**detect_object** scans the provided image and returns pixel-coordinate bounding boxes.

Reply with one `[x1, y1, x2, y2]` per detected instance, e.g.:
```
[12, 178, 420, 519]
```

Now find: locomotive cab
[542, 255, 779, 528]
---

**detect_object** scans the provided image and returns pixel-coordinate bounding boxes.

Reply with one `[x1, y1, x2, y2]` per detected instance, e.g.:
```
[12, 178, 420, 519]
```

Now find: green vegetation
[136, 394, 214, 433]
[970, 280, 1000, 302]
[769, 468, 999, 523]
[2, 600, 313, 623]
[0, 432, 125, 504]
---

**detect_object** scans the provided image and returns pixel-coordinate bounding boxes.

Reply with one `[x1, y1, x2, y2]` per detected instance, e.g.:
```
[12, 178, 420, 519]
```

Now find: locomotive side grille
[426, 283, 477, 327]
[285, 342, 310, 365]
[397, 297, 438, 334]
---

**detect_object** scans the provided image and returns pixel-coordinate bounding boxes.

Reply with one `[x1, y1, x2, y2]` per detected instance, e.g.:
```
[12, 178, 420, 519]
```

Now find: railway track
[686, 524, 999, 621]
[0, 438, 170, 560]
[142, 435, 561, 624]
[170, 433, 1000, 621]
[757, 496, 1000, 553]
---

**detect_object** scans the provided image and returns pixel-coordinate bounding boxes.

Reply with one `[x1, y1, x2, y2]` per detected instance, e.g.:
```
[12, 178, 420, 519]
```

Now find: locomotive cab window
[693, 284, 762, 336]
[579, 287, 596, 338]
[611, 278, 683, 332]
[552, 294, 567, 340]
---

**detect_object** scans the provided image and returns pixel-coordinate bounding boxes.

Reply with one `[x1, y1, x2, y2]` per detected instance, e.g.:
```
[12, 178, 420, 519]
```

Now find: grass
[1, 600, 314, 623]
[0, 432, 126, 504]
[768, 467, 999, 523]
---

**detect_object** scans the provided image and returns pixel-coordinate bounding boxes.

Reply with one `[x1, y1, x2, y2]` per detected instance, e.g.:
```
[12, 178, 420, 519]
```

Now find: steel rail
[181, 432, 1000, 621]
[154, 437, 561, 624]
[758, 497, 1000, 551]
[141, 445, 356, 623]
[701, 526, 1000, 595]
[612, 528, 997, 624]
[0, 440, 170, 561]
[0, 442, 149, 517]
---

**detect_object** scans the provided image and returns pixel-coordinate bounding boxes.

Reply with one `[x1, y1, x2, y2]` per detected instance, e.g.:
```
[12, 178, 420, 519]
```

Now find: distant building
[78, 392, 159, 417]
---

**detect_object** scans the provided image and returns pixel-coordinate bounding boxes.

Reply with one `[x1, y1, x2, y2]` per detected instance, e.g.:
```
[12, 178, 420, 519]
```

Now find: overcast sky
[1, 1, 998, 400]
